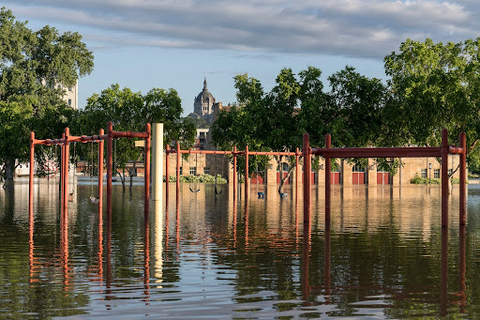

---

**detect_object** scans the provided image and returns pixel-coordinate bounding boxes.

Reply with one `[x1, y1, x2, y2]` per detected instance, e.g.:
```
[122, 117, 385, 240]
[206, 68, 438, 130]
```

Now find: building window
[352, 164, 366, 172]
[179, 167, 182, 175]
[448, 169, 453, 175]
[434, 169, 440, 179]
[421, 169, 427, 178]
[68, 99, 72, 106]
[190, 167, 197, 175]
[204, 167, 210, 175]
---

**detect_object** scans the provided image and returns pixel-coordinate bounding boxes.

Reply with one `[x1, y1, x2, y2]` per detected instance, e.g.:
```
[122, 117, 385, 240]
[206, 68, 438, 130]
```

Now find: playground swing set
[28, 123, 467, 231]
[28, 122, 151, 219]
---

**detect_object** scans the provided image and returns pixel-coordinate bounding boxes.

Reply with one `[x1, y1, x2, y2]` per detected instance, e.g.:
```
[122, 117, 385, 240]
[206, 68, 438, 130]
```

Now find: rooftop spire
[203, 76, 207, 90]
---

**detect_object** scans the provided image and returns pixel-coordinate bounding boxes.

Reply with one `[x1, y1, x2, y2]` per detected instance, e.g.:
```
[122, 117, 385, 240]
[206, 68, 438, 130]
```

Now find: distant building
[188, 77, 216, 125]
[62, 81, 79, 110]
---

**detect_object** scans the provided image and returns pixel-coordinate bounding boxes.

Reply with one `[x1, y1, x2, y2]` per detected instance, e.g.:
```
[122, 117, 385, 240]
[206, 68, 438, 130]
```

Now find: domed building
[190, 77, 216, 124]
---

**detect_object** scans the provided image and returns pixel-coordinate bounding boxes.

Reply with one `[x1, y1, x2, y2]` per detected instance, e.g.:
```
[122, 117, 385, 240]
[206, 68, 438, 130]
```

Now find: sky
[3, 0, 479, 116]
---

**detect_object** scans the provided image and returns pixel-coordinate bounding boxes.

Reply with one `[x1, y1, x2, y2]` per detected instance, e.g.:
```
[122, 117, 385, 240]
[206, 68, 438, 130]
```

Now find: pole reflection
[29, 214, 36, 284]
[97, 204, 103, 286]
[61, 207, 69, 291]
[233, 197, 237, 249]
[105, 207, 113, 310]
[175, 202, 180, 257]
[324, 220, 331, 304]
[301, 212, 311, 305]
[441, 228, 448, 317]
[459, 225, 466, 313]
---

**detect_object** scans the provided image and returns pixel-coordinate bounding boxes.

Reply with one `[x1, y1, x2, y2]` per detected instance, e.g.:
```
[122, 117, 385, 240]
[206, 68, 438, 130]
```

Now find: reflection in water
[3, 180, 480, 319]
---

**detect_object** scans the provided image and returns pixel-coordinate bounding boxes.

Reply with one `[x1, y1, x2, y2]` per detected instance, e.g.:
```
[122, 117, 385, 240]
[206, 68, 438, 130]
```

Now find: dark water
[1, 177, 480, 319]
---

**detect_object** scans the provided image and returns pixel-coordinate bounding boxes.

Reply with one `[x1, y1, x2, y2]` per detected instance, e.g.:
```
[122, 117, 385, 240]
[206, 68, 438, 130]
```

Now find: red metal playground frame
[28, 122, 151, 219]
[302, 129, 467, 229]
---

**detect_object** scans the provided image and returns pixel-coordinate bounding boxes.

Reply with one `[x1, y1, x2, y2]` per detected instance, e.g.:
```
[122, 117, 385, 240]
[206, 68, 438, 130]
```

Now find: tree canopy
[384, 38, 480, 171]
[211, 66, 385, 190]
[72, 84, 196, 186]
[0, 7, 94, 180]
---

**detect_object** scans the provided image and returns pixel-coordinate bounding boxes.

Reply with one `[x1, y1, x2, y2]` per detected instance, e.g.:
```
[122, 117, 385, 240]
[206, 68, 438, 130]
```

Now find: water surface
[1, 178, 479, 319]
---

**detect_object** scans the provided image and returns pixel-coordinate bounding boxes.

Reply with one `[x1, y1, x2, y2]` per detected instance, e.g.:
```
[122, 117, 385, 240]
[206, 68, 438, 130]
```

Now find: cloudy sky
[3, 0, 478, 114]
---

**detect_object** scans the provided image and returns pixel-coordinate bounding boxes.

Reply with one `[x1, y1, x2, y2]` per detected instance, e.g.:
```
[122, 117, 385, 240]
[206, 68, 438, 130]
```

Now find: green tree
[383, 38, 480, 172]
[0, 7, 94, 180]
[73, 84, 195, 187]
[211, 67, 386, 192]
[212, 67, 331, 192]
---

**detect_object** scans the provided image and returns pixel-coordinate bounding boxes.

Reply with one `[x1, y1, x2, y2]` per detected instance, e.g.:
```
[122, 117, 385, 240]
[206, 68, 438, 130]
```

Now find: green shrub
[164, 174, 227, 184]
[410, 175, 440, 184]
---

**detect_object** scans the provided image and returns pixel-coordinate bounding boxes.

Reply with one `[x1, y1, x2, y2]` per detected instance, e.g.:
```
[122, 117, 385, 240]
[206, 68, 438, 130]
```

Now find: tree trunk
[4, 158, 16, 182]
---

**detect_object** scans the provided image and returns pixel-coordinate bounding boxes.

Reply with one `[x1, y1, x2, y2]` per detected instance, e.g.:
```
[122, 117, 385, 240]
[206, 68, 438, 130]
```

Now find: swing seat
[189, 187, 200, 193]
[90, 196, 100, 204]
[258, 192, 265, 199]
[280, 193, 288, 199]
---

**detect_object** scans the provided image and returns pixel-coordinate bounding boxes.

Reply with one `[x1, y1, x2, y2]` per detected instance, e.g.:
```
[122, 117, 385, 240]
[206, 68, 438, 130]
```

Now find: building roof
[195, 77, 215, 104]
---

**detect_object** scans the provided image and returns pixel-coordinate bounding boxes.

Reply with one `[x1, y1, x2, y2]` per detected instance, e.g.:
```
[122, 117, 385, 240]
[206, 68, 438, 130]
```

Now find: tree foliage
[0, 7, 94, 180]
[384, 38, 480, 171]
[72, 84, 195, 186]
[211, 66, 384, 191]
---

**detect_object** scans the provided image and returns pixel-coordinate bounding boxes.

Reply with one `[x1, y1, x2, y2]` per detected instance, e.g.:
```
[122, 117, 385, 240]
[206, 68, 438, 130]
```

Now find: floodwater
[1, 178, 480, 319]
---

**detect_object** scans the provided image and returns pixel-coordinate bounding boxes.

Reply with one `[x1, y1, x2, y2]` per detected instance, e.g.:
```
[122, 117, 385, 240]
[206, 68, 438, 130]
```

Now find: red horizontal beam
[112, 131, 148, 139]
[34, 138, 66, 145]
[68, 135, 108, 143]
[449, 146, 466, 155]
[313, 147, 443, 158]
[171, 149, 300, 156]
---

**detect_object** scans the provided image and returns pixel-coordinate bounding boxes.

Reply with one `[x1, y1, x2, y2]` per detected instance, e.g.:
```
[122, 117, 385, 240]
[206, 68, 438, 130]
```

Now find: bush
[164, 174, 227, 184]
[410, 175, 440, 184]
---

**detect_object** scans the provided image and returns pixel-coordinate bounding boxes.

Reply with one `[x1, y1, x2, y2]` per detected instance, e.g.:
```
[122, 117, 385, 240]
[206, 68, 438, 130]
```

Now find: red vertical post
[98, 129, 104, 215]
[233, 147, 237, 202]
[303, 133, 311, 229]
[61, 133, 66, 215]
[144, 123, 151, 216]
[107, 122, 113, 217]
[245, 145, 249, 201]
[165, 144, 170, 201]
[295, 148, 299, 202]
[64, 128, 70, 214]
[29, 132, 35, 222]
[441, 129, 449, 228]
[176, 141, 180, 204]
[325, 134, 331, 222]
[459, 131, 466, 226]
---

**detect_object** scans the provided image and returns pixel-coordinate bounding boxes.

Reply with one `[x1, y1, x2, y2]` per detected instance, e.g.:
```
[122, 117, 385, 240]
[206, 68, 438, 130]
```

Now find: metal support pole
[151, 123, 163, 202]
[145, 123, 151, 215]
[29, 132, 35, 221]
[61, 133, 66, 215]
[233, 146, 237, 201]
[459, 131, 467, 226]
[64, 128, 70, 214]
[303, 134, 311, 229]
[441, 129, 449, 228]
[295, 148, 299, 202]
[107, 122, 113, 217]
[325, 134, 331, 222]
[165, 144, 170, 202]
[98, 129, 104, 215]
[176, 141, 180, 204]
[245, 145, 249, 201]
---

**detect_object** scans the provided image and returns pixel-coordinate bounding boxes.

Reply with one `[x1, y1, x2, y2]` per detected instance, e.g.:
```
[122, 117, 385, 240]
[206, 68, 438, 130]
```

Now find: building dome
[195, 78, 215, 104]
[193, 77, 216, 120]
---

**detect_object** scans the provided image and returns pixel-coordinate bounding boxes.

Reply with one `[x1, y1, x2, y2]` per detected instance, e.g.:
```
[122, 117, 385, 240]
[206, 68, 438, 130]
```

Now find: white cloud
[4, 0, 480, 58]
